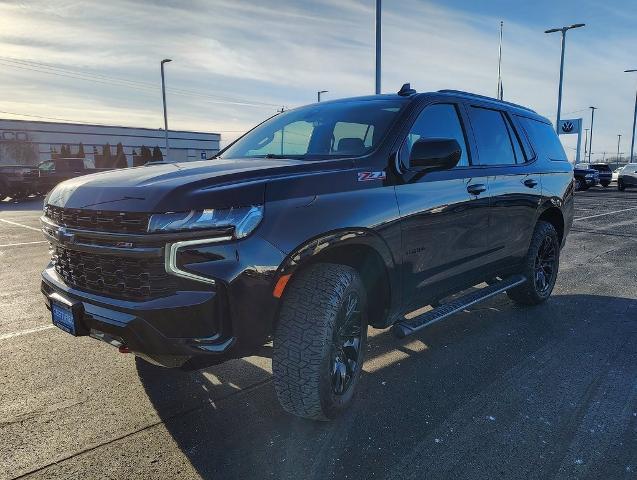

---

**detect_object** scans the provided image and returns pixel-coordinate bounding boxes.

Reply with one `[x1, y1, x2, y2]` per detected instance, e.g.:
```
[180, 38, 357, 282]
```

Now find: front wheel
[574, 177, 583, 191]
[507, 221, 560, 306]
[618, 180, 626, 191]
[273, 263, 368, 420]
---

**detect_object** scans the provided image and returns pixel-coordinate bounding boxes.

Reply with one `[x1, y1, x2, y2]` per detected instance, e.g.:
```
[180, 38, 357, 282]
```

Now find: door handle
[467, 183, 487, 195]
[524, 178, 538, 188]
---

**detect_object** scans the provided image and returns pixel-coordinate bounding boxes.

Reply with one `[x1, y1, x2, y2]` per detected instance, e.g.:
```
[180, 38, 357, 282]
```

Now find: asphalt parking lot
[1, 187, 636, 480]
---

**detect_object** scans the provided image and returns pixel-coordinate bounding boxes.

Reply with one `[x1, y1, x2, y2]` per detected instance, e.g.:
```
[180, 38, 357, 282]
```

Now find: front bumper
[42, 266, 235, 368]
[41, 228, 286, 369]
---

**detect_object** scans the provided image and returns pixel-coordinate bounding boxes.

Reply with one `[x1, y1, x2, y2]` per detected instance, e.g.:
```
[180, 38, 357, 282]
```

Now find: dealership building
[0, 118, 220, 166]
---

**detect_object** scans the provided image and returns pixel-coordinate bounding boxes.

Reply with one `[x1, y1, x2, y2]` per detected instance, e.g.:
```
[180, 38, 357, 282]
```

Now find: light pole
[497, 21, 503, 100]
[588, 106, 597, 163]
[617, 134, 622, 168]
[317, 90, 328, 102]
[584, 128, 589, 160]
[625, 69, 637, 163]
[375, 0, 381, 94]
[160, 59, 172, 160]
[545, 23, 585, 133]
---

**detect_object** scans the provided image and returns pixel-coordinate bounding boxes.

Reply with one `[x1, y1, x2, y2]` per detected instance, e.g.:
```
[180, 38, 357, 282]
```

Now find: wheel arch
[537, 204, 565, 245]
[276, 229, 397, 328]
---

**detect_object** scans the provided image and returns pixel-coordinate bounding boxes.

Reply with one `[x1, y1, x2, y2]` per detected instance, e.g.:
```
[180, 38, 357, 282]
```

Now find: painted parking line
[573, 206, 637, 222]
[0, 240, 48, 248]
[0, 324, 55, 341]
[0, 218, 42, 232]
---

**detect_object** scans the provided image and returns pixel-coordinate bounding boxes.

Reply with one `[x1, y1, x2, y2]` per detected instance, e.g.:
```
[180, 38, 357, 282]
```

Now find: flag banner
[558, 118, 582, 135]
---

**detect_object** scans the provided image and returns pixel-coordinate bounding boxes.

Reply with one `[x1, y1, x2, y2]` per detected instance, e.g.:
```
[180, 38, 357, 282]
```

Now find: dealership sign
[558, 118, 583, 164]
[558, 118, 582, 135]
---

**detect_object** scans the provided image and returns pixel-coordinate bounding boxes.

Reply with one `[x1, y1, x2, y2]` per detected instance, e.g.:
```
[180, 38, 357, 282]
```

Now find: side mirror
[409, 138, 462, 172]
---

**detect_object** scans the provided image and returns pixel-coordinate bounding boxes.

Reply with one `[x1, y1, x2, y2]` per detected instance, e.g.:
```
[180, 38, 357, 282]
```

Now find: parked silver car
[618, 164, 637, 191]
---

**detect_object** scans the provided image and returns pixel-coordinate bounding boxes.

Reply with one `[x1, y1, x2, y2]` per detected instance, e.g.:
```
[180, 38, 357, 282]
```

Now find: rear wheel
[273, 263, 368, 420]
[507, 221, 560, 306]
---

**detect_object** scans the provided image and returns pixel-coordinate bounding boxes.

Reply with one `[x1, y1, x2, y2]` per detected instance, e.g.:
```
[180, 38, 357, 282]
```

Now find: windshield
[220, 99, 406, 160]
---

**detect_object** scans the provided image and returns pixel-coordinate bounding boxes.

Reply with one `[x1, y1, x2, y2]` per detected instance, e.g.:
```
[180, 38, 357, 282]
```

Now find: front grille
[45, 205, 150, 234]
[53, 245, 177, 300]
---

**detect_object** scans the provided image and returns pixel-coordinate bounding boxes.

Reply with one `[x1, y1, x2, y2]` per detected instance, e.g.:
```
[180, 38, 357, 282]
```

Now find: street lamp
[160, 59, 172, 160]
[588, 106, 597, 163]
[583, 128, 589, 160]
[317, 90, 328, 102]
[545, 23, 585, 133]
[625, 69, 637, 163]
[617, 134, 622, 169]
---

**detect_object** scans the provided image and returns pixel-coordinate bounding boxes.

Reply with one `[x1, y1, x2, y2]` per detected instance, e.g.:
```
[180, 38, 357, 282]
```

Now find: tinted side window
[400, 103, 469, 167]
[467, 107, 516, 165]
[516, 116, 567, 161]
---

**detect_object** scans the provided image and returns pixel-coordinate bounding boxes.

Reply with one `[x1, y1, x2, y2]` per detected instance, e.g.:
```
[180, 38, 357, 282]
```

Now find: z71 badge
[357, 171, 386, 182]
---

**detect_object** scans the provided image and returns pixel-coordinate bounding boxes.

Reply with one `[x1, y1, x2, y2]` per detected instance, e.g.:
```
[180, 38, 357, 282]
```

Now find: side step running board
[391, 274, 527, 339]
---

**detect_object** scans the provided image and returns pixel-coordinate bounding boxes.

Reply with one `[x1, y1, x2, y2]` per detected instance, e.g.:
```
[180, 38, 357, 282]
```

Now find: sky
[0, 0, 635, 160]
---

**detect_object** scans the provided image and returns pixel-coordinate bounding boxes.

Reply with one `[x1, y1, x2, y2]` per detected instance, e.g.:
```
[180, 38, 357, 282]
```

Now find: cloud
[0, 0, 634, 157]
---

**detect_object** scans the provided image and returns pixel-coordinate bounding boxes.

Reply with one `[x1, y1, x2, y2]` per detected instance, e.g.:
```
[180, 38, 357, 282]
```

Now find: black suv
[41, 87, 574, 420]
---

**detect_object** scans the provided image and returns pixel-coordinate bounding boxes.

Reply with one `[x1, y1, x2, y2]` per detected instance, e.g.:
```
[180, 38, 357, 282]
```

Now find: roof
[301, 90, 544, 122]
[436, 90, 536, 113]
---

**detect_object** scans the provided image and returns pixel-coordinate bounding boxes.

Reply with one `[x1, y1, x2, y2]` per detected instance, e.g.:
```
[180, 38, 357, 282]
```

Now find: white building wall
[0, 119, 220, 166]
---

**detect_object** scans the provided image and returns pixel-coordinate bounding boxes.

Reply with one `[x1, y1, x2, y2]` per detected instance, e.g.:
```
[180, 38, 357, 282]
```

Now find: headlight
[585, 173, 593, 178]
[147, 205, 263, 238]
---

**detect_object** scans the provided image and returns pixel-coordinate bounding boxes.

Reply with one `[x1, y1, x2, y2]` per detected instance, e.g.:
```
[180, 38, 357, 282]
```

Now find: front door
[395, 102, 491, 310]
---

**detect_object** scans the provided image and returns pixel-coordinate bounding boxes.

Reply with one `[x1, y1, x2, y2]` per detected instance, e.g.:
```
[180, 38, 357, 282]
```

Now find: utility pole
[317, 90, 328, 102]
[545, 23, 585, 133]
[375, 0, 381, 94]
[160, 59, 172, 160]
[497, 21, 503, 100]
[588, 106, 597, 163]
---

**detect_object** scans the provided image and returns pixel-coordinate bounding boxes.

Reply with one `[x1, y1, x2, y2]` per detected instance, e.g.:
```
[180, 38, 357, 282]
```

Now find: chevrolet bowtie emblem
[56, 226, 75, 244]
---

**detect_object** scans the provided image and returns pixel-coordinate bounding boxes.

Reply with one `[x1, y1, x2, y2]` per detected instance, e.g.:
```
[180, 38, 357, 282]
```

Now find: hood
[46, 157, 331, 212]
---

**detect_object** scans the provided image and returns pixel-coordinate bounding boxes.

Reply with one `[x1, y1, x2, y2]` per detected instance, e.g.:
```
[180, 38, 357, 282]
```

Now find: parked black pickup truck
[36, 158, 111, 194]
[0, 164, 39, 200]
[573, 164, 599, 190]
[40, 86, 574, 420]
[0, 158, 113, 201]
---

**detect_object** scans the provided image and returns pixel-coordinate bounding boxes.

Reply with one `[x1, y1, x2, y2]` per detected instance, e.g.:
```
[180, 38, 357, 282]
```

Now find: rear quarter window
[516, 116, 567, 162]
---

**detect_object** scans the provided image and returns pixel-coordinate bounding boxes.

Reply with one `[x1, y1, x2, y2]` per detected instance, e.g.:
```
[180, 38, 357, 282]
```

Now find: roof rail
[437, 90, 536, 113]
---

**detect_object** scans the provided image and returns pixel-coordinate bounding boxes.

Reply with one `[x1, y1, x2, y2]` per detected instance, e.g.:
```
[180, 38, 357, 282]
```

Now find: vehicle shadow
[136, 294, 636, 480]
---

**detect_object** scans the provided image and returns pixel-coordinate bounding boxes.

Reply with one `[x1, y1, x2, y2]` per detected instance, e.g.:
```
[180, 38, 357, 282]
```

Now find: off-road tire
[507, 221, 560, 306]
[273, 263, 368, 421]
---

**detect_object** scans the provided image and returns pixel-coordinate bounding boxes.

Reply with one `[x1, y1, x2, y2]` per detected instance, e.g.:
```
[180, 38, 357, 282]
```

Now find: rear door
[464, 105, 542, 264]
[395, 102, 492, 309]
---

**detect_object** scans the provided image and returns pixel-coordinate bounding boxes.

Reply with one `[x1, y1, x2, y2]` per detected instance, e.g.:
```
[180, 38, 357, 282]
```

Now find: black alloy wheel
[331, 291, 363, 395]
[534, 235, 557, 295]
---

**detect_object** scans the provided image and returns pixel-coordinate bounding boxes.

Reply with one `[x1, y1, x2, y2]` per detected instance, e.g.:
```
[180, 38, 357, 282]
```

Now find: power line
[0, 56, 285, 109]
[0, 109, 117, 126]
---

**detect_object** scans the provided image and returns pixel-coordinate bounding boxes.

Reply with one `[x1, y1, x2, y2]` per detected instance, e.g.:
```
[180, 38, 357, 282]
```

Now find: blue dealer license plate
[52, 302, 76, 335]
